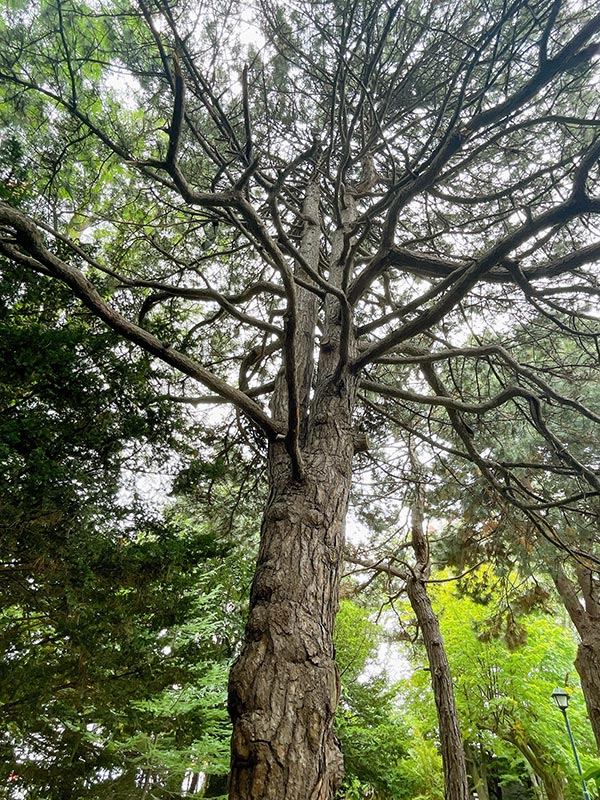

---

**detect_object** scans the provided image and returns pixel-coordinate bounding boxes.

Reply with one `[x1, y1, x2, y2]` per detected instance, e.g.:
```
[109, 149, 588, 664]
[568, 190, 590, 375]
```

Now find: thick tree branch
[353, 192, 598, 370]
[0, 202, 283, 441]
[360, 379, 532, 415]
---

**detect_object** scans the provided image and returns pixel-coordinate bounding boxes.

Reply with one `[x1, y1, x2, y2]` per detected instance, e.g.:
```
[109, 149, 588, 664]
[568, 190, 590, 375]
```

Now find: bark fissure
[227, 186, 358, 799]
[228, 428, 355, 799]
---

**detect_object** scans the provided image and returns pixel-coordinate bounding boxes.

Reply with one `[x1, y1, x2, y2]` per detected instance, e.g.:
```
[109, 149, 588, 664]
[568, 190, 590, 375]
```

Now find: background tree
[349, 453, 471, 800]
[1, 1, 600, 797]
[354, 314, 600, 756]
[400, 569, 597, 800]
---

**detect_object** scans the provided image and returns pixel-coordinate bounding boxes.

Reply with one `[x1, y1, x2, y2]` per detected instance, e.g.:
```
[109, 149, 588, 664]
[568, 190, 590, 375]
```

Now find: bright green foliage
[402, 569, 597, 799]
[395, 737, 445, 800]
[583, 763, 600, 793]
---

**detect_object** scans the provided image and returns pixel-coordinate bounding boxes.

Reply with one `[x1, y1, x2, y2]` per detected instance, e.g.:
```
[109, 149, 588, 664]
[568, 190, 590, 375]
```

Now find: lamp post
[551, 688, 591, 800]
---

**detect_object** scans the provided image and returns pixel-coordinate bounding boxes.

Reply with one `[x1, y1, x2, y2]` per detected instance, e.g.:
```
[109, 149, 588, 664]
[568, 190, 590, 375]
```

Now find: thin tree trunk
[504, 733, 565, 800]
[406, 468, 470, 800]
[552, 563, 600, 752]
[465, 742, 490, 800]
[575, 638, 600, 751]
[407, 574, 470, 800]
[187, 771, 200, 794]
[524, 764, 546, 800]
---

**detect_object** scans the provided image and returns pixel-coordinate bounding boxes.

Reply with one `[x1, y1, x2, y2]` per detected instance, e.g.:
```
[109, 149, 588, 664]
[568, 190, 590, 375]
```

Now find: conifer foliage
[1, 1, 600, 797]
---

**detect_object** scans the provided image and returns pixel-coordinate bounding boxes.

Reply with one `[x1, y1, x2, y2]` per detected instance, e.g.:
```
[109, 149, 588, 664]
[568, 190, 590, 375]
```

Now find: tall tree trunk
[576, 639, 600, 751]
[552, 563, 600, 752]
[227, 185, 358, 799]
[407, 572, 470, 800]
[406, 469, 470, 800]
[227, 413, 354, 798]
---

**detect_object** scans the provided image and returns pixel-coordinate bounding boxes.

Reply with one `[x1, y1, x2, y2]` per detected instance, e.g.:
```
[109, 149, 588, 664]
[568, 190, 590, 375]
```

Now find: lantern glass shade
[552, 688, 570, 710]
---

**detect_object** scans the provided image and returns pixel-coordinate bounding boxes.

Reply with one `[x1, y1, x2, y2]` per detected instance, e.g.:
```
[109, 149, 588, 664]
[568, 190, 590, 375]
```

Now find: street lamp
[551, 689, 591, 800]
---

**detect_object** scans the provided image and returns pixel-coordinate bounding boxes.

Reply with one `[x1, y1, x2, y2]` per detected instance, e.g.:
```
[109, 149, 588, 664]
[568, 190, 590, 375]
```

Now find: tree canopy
[1, 0, 600, 797]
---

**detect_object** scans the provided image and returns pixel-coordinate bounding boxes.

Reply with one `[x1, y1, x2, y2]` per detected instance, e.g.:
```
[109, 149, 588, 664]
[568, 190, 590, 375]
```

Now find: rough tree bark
[227, 186, 359, 799]
[227, 427, 353, 799]
[552, 563, 600, 752]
